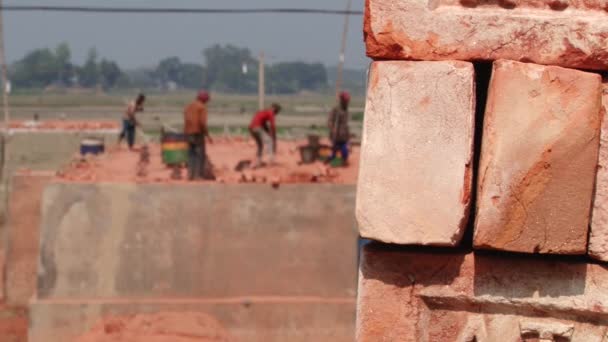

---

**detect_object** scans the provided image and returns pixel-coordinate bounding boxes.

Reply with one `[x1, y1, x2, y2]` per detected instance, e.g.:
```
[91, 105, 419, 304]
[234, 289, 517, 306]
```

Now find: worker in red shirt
[249, 103, 281, 167]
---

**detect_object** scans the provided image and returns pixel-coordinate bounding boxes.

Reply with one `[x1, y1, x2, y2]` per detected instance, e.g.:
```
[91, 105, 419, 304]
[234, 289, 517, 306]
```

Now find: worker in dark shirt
[328, 92, 351, 166]
[118, 93, 146, 150]
[249, 103, 281, 168]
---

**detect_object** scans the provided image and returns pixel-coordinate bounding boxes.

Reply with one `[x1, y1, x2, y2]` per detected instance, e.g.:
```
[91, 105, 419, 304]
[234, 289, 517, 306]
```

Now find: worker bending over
[249, 103, 281, 168]
[184, 90, 213, 180]
[328, 92, 351, 166]
[118, 93, 146, 150]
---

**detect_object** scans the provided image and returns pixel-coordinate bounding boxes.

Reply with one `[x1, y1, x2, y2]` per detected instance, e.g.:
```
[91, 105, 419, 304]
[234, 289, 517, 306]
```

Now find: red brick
[474, 60, 602, 254]
[357, 244, 608, 341]
[357, 61, 475, 246]
[365, 0, 608, 70]
[590, 80, 608, 262]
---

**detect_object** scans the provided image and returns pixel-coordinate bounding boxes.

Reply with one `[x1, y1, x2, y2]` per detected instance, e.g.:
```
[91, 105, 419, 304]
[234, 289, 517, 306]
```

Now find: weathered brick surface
[474, 60, 602, 255]
[356, 60, 475, 246]
[590, 81, 608, 262]
[357, 244, 608, 341]
[364, 0, 608, 70]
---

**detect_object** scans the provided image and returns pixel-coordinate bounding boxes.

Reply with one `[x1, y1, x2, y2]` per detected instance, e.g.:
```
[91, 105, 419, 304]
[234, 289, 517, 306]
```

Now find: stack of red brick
[357, 0, 608, 340]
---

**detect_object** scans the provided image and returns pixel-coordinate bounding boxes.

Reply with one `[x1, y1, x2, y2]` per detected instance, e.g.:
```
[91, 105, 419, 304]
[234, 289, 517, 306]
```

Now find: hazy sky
[4, 0, 369, 69]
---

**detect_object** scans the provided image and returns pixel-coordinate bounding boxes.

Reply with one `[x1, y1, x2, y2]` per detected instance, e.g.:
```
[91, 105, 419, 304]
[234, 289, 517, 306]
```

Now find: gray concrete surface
[38, 183, 358, 299]
[32, 183, 358, 341]
[30, 299, 355, 342]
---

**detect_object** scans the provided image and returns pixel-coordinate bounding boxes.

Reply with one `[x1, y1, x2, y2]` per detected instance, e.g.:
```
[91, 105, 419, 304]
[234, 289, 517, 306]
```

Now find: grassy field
[1, 90, 365, 139]
[4, 89, 364, 111]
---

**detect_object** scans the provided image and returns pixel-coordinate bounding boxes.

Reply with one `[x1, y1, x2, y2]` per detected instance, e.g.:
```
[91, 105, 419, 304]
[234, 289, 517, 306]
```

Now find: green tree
[180, 63, 205, 89]
[79, 48, 99, 87]
[268, 62, 328, 94]
[99, 59, 123, 90]
[154, 57, 204, 89]
[11, 48, 58, 88]
[155, 57, 183, 89]
[54, 42, 73, 85]
[203, 44, 257, 93]
[327, 66, 366, 95]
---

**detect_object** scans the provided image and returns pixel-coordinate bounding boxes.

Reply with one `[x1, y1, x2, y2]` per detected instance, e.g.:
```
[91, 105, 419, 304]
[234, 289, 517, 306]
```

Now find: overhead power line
[0, 5, 364, 15]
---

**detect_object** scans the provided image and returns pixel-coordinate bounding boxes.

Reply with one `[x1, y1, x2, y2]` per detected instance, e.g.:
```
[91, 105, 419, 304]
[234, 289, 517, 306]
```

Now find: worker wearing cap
[249, 103, 281, 168]
[118, 93, 146, 150]
[184, 90, 213, 180]
[328, 92, 351, 166]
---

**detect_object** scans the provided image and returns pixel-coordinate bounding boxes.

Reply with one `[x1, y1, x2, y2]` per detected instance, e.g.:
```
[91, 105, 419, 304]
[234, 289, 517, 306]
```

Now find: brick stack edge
[0, 174, 51, 341]
[356, 0, 608, 340]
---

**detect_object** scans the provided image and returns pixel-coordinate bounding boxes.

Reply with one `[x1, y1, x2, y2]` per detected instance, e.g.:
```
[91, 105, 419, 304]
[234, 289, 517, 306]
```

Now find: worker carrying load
[118, 93, 146, 150]
[184, 90, 213, 180]
[327, 91, 351, 167]
[249, 103, 281, 168]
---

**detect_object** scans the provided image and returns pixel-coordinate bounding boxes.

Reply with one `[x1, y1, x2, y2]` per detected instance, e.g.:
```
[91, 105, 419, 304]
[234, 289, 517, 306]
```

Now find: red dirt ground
[55, 137, 359, 185]
[75, 311, 232, 342]
[0, 303, 28, 342]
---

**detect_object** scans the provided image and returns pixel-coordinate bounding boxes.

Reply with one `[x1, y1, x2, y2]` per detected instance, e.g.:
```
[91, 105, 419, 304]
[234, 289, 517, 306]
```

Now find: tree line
[8, 43, 338, 94]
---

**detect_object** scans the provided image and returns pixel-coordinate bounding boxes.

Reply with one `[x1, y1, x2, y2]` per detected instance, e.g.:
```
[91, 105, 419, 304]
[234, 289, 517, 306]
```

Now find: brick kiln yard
[55, 137, 359, 185]
[0, 121, 359, 341]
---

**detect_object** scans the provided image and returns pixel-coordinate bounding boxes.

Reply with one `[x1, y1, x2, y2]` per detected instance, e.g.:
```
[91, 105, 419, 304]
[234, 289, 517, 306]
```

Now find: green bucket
[330, 157, 344, 168]
[162, 147, 188, 165]
[161, 132, 188, 166]
[161, 140, 188, 166]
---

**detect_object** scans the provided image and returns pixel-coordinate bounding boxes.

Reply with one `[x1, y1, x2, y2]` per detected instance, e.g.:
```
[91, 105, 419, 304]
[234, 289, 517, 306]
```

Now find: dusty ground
[0, 303, 28, 342]
[54, 137, 359, 185]
[75, 312, 232, 342]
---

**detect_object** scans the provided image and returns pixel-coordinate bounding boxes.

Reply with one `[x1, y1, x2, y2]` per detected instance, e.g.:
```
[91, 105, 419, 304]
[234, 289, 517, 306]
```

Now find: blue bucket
[80, 138, 105, 156]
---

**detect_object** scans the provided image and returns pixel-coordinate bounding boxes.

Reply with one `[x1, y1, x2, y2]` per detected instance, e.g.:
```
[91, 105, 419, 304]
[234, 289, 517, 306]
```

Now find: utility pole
[258, 51, 265, 110]
[335, 0, 353, 100]
[0, 0, 9, 211]
[0, 0, 9, 132]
